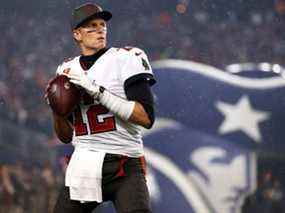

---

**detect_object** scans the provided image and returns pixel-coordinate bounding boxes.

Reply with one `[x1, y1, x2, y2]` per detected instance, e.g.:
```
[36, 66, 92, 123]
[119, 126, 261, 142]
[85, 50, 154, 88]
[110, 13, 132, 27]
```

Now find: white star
[215, 95, 270, 143]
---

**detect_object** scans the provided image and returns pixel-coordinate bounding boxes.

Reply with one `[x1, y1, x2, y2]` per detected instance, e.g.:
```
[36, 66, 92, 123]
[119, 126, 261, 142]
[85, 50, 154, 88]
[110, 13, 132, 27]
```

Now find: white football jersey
[56, 47, 154, 157]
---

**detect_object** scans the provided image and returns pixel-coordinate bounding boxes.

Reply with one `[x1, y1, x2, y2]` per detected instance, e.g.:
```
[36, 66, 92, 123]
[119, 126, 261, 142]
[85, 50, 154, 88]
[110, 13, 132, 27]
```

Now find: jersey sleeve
[55, 57, 77, 75]
[119, 48, 156, 86]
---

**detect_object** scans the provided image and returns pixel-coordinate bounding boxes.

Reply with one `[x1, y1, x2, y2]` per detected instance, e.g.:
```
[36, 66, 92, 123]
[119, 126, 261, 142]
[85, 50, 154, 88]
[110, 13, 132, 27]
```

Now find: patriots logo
[140, 60, 285, 213]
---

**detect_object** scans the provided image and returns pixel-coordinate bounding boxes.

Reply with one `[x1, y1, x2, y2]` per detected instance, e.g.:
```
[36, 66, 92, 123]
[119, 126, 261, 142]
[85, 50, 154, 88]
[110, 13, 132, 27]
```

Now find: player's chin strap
[97, 86, 135, 121]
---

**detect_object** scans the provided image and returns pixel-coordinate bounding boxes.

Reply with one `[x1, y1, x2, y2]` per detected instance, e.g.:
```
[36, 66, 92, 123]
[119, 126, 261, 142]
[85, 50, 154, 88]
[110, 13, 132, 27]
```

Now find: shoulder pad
[56, 56, 78, 75]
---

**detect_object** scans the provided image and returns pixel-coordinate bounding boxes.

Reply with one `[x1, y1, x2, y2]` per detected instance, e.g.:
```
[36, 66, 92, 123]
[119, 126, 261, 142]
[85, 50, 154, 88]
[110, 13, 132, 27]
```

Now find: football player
[48, 2, 156, 213]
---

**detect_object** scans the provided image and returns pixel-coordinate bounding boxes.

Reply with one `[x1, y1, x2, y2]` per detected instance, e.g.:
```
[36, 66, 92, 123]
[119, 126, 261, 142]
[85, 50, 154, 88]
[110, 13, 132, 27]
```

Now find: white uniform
[56, 47, 154, 157]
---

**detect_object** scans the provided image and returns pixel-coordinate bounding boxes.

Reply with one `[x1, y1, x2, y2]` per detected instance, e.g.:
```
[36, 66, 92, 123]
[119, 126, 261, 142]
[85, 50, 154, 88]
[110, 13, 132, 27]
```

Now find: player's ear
[73, 29, 81, 42]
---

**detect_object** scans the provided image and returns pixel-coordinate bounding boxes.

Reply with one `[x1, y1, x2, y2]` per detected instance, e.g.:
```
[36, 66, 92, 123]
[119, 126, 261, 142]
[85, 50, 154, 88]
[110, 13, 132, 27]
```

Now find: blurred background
[0, 0, 285, 212]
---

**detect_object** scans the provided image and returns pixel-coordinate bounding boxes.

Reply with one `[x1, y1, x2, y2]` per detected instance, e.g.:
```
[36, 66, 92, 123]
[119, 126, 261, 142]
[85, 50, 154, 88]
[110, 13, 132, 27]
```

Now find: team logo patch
[142, 58, 150, 70]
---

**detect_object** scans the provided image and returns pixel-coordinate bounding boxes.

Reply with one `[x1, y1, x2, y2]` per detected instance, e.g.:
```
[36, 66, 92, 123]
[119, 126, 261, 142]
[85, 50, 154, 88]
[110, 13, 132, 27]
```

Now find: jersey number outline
[74, 104, 116, 136]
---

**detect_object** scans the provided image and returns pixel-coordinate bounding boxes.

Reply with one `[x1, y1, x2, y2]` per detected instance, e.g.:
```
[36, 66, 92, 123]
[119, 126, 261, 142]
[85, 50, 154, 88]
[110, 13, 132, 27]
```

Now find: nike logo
[135, 52, 142, 56]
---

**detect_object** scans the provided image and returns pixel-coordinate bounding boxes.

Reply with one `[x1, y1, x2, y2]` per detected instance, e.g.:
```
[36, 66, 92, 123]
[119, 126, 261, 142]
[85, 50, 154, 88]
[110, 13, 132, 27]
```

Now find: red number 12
[73, 104, 116, 136]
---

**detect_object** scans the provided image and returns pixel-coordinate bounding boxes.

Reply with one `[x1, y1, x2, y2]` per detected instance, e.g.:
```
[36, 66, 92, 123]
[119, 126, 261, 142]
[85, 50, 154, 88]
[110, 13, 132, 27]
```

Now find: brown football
[47, 75, 80, 117]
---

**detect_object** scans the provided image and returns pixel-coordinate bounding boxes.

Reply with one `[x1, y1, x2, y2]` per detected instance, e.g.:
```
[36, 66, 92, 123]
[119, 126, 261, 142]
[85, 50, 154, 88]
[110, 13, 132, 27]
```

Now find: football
[47, 75, 80, 117]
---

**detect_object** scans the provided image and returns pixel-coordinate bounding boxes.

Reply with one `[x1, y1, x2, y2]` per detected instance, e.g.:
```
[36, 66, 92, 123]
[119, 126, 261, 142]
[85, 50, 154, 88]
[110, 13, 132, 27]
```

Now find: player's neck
[81, 46, 106, 56]
[81, 49, 98, 56]
[80, 48, 108, 62]
[79, 47, 109, 70]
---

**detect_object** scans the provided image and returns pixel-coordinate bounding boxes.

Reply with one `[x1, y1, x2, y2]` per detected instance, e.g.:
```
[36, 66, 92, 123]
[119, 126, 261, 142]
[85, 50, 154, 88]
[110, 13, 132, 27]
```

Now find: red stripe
[116, 156, 128, 177]
[140, 156, 147, 176]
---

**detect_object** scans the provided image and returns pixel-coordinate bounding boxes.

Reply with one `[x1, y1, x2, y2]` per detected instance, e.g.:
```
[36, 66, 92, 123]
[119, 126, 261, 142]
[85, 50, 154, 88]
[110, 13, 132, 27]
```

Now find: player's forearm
[99, 89, 152, 129]
[128, 102, 152, 129]
[52, 112, 73, 143]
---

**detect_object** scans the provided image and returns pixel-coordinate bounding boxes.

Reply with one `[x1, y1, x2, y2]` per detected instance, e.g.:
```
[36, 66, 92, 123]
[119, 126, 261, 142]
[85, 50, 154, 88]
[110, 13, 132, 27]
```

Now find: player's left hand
[64, 70, 100, 99]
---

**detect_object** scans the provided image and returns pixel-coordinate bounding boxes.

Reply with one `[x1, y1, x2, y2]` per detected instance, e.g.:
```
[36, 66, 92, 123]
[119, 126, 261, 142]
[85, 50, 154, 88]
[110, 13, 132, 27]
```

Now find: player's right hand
[63, 70, 101, 99]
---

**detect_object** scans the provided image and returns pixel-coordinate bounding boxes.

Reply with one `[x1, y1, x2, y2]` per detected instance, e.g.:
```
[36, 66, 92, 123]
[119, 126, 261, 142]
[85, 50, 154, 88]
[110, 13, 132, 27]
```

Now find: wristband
[98, 89, 135, 121]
